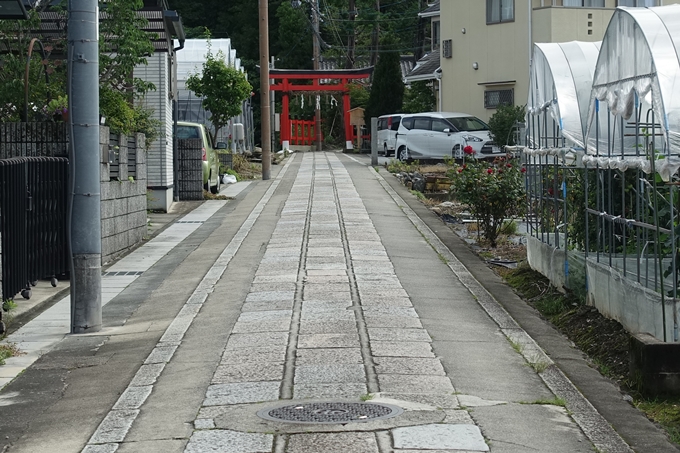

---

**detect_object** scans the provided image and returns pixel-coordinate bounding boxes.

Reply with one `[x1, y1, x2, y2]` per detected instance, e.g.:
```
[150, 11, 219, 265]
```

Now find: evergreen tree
[365, 37, 404, 120]
[402, 81, 435, 113]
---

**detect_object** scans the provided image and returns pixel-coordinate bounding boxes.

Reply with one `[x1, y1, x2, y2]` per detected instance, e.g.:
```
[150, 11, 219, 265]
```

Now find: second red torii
[269, 67, 373, 151]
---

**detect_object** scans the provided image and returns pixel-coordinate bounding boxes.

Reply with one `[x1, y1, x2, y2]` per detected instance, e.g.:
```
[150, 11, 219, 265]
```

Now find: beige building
[437, 0, 677, 122]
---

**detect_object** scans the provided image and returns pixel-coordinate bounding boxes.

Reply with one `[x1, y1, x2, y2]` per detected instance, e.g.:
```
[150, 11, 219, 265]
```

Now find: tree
[364, 37, 404, 120]
[488, 104, 526, 148]
[0, 11, 67, 122]
[186, 48, 253, 142]
[402, 81, 435, 113]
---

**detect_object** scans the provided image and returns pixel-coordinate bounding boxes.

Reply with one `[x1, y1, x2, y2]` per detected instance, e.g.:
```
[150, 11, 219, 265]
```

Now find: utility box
[233, 123, 245, 141]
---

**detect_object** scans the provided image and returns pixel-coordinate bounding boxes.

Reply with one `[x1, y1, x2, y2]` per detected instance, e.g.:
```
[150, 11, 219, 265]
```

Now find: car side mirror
[216, 142, 228, 149]
[443, 128, 451, 133]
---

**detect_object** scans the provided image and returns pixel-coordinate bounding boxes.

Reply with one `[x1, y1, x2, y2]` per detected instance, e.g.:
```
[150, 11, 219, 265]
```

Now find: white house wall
[135, 52, 174, 211]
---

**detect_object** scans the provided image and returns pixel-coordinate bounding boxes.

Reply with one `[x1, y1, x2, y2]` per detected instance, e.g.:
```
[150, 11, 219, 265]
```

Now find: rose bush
[448, 155, 526, 247]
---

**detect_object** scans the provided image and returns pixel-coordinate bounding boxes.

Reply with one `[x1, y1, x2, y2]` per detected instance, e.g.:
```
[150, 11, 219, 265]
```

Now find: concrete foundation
[630, 333, 680, 395]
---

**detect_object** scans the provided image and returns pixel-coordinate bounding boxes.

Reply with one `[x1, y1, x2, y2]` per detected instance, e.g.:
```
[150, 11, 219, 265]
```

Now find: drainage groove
[280, 154, 315, 400]
[327, 154, 379, 394]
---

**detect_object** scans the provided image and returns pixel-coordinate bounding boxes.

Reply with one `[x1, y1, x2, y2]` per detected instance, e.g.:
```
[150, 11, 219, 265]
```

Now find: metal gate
[0, 157, 69, 305]
[177, 138, 204, 200]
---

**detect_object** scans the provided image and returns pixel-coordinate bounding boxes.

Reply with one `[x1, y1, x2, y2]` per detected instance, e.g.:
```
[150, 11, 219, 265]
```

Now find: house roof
[0, 5, 183, 55]
[404, 52, 441, 82]
[419, 1, 440, 18]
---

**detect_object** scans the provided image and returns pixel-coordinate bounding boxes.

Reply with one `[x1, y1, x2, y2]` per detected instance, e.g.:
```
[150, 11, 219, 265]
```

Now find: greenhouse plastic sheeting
[176, 39, 242, 85]
[586, 5, 680, 157]
[528, 41, 601, 149]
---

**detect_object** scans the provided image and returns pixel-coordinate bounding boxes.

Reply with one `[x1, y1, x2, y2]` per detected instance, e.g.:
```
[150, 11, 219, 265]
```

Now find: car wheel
[383, 144, 388, 156]
[398, 146, 409, 162]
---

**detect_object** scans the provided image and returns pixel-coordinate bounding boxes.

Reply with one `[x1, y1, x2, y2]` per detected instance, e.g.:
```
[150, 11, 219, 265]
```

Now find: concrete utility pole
[370, 0, 380, 67]
[312, 0, 322, 151]
[68, 0, 101, 333]
[259, 0, 271, 180]
[346, 0, 356, 69]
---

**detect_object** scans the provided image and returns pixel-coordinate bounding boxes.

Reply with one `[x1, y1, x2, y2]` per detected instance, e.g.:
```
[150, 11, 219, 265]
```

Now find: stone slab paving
[72, 152, 631, 453]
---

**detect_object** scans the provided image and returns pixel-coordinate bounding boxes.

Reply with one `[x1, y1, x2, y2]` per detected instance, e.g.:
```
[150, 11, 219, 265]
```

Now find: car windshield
[446, 117, 488, 132]
[176, 126, 200, 139]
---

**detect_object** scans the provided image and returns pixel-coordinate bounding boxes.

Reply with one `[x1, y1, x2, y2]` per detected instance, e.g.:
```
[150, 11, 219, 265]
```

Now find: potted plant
[45, 95, 68, 122]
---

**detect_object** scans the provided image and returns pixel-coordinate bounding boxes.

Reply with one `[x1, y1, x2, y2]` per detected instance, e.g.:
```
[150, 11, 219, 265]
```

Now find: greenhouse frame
[525, 5, 680, 342]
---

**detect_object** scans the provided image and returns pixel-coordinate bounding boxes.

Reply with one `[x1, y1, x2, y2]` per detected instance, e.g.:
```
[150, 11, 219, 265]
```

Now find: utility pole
[312, 0, 322, 151]
[347, 0, 356, 69]
[68, 0, 101, 333]
[370, 0, 380, 67]
[259, 0, 271, 180]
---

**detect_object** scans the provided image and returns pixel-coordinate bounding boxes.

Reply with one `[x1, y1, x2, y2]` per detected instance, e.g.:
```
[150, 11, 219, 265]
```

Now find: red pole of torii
[268, 68, 373, 152]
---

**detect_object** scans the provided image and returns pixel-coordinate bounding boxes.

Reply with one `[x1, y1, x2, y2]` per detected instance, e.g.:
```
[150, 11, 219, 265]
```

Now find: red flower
[506, 164, 512, 168]
[520, 167, 527, 173]
[548, 187, 554, 195]
[458, 168, 463, 173]
[463, 145, 474, 155]
[487, 168, 494, 174]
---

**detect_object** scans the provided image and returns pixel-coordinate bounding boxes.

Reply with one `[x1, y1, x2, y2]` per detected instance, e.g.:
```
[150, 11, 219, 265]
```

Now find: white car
[394, 112, 500, 161]
[376, 114, 402, 157]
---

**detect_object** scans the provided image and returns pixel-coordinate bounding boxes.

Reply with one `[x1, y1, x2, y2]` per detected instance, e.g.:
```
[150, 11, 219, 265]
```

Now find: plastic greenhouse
[525, 5, 680, 342]
[175, 39, 253, 150]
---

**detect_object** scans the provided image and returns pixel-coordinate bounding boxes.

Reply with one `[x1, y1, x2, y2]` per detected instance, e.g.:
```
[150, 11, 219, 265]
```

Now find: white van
[394, 112, 500, 161]
[376, 114, 402, 157]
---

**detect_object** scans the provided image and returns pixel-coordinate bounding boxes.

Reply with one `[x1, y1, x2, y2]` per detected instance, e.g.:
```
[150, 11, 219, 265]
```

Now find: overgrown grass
[0, 343, 22, 365]
[386, 158, 420, 173]
[635, 400, 680, 444]
[410, 190, 425, 200]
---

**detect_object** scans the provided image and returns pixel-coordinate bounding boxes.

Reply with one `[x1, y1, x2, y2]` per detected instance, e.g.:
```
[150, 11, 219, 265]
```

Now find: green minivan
[176, 121, 224, 194]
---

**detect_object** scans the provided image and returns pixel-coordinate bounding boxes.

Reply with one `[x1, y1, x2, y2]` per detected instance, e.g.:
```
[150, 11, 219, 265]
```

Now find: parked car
[394, 112, 500, 162]
[377, 114, 402, 156]
[176, 121, 222, 194]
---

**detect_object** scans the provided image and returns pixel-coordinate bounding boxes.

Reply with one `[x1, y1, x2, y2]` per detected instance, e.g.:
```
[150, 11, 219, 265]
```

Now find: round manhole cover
[257, 402, 403, 424]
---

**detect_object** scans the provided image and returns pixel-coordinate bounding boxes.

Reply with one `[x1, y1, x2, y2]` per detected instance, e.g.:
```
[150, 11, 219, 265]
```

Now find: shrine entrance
[269, 68, 373, 151]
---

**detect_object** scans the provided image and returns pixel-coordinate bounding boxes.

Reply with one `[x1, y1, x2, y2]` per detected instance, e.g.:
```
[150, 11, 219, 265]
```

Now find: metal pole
[312, 0, 322, 151]
[259, 0, 271, 180]
[370, 117, 378, 166]
[270, 56, 276, 153]
[68, 0, 101, 333]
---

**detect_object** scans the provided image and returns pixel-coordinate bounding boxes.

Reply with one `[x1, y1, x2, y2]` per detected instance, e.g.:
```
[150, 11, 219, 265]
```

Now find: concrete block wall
[100, 126, 148, 264]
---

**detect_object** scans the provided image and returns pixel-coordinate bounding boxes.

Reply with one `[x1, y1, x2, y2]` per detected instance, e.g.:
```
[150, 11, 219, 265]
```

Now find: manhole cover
[257, 402, 403, 424]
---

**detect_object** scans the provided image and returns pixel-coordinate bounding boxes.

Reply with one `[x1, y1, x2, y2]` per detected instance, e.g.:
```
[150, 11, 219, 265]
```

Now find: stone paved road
[3, 152, 662, 452]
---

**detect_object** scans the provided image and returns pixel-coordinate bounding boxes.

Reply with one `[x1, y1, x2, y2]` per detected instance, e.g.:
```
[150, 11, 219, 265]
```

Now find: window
[617, 0, 657, 5]
[413, 117, 431, 130]
[484, 89, 514, 109]
[390, 117, 401, 131]
[432, 119, 451, 132]
[432, 20, 440, 51]
[563, 0, 604, 6]
[447, 117, 489, 132]
[401, 117, 414, 130]
[176, 126, 200, 139]
[487, 0, 514, 24]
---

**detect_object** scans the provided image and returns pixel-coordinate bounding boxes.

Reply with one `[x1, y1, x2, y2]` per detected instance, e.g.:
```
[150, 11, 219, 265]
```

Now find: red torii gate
[269, 68, 373, 151]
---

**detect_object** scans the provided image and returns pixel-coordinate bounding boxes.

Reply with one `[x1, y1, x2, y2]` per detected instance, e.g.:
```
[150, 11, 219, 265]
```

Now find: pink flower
[463, 145, 474, 155]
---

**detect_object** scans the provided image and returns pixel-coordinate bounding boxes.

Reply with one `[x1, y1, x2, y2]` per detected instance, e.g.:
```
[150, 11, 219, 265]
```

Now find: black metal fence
[109, 134, 120, 180]
[127, 135, 137, 180]
[0, 157, 69, 302]
[177, 138, 203, 200]
[0, 123, 69, 159]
